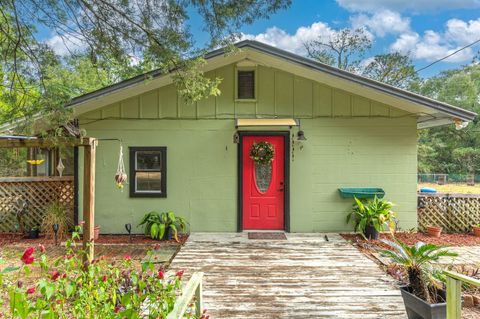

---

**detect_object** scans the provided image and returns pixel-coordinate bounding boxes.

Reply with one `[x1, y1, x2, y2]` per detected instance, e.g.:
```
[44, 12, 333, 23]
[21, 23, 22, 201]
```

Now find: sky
[43, 0, 480, 78]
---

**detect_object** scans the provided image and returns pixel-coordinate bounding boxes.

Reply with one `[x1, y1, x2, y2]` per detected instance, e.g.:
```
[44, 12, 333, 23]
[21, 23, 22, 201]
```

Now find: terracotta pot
[426, 226, 442, 238]
[472, 226, 480, 237]
[94, 226, 101, 240]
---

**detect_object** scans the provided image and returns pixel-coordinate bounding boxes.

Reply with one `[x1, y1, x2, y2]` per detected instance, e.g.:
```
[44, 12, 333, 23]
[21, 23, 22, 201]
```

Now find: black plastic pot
[27, 229, 40, 239]
[400, 286, 446, 319]
[364, 224, 379, 240]
[164, 227, 173, 241]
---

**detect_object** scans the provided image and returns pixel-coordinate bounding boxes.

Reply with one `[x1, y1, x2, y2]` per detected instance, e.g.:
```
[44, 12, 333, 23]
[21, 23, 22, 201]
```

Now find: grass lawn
[418, 182, 480, 194]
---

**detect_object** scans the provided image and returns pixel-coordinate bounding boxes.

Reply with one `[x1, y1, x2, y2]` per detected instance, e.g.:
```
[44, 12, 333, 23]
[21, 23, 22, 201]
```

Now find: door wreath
[249, 141, 274, 165]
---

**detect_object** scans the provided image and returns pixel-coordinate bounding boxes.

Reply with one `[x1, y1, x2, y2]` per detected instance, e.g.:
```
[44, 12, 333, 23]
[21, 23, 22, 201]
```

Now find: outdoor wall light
[52, 223, 59, 245]
[297, 130, 307, 141]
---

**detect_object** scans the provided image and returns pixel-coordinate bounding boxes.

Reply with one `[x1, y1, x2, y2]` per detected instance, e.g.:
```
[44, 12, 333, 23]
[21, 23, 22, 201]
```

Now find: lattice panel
[0, 177, 74, 232]
[418, 194, 480, 233]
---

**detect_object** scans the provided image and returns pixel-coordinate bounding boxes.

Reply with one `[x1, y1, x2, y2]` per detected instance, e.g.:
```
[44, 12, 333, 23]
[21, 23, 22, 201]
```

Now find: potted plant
[426, 225, 442, 238]
[94, 225, 101, 240]
[138, 211, 188, 241]
[27, 225, 40, 239]
[380, 240, 458, 319]
[41, 201, 72, 241]
[473, 224, 480, 237]
[346, 196, 396, 240]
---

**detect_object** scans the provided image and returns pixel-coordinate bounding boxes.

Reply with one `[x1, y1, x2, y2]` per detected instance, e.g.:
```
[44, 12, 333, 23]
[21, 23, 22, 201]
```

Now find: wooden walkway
[170, 233, 407, 318]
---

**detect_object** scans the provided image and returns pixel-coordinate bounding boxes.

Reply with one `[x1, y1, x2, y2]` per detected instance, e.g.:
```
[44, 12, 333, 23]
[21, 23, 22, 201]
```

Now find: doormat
[248, 232, 287, 240]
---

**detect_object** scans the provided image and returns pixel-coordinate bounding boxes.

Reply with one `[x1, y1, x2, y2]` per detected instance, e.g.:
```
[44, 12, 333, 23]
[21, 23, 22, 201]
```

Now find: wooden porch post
[82, 138, 97, 262]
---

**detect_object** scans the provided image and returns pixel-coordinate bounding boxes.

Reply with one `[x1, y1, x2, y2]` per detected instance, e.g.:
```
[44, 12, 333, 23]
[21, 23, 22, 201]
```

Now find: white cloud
[241, 22, 337, 54]
[45, 34, 86, 56]
[445, 19, 480, 45]
[390, 23, 476, 63]
[350, 9, 410, 37]
[337, 0, 480, 13]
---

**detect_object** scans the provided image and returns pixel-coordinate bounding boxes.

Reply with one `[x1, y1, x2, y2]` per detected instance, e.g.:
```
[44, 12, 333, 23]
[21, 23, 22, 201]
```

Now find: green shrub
[0, 226, 199, 318]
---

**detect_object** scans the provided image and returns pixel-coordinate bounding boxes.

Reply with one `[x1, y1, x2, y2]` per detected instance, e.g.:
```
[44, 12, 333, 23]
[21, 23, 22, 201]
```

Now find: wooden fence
[445, 270, 480, 318]
[166, 272, 203, 319]
[418, 193, 480, 233]
[0, 176, 74, 232]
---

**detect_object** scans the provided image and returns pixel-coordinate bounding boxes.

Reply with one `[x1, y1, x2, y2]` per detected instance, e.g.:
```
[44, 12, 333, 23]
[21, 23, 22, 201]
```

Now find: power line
[415, 38, 480, 73]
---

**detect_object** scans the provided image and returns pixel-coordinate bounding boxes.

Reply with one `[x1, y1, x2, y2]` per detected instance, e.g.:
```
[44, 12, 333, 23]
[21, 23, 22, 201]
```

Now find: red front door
[242, 135, 285, 230]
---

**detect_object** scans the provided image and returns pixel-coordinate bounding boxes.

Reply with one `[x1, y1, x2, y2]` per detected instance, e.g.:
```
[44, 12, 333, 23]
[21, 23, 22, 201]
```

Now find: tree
[452, 147, 480, 175]
[415, 65, 480, 175]
[304, 28, 371, 72]
[362, 52, 418, 89]
[0, 0, 291, 129]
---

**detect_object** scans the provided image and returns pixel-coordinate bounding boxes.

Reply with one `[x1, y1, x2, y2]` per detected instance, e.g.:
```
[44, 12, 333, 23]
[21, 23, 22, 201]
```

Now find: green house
[68, 41, 475, 234]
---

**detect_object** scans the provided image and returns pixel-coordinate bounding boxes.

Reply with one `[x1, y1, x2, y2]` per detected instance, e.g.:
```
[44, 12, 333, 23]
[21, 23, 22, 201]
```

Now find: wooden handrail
[166, 272, 204, 319]
[445, 270, 480, 319]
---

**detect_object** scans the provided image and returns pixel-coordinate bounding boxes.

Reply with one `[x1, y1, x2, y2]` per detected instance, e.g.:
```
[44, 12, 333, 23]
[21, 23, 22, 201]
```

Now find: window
[129, 147, 167, 197]
[237, 70, 255, 99]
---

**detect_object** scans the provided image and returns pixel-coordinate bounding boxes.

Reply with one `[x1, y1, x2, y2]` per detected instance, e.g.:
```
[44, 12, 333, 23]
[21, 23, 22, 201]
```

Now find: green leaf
[150, 223, 159, 239]
[1, 266, 20, 273]
[158, 223, 166, 240]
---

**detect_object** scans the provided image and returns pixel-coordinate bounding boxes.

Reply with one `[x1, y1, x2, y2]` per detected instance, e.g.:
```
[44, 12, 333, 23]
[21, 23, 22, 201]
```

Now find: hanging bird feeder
[115, 145, 127, 190]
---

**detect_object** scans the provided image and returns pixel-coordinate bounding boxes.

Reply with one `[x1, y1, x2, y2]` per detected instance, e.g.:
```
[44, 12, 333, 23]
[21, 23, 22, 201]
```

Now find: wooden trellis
[418, 194, 480, 233]
[0, 176, 74, 232]
[0, 137, 97, 262]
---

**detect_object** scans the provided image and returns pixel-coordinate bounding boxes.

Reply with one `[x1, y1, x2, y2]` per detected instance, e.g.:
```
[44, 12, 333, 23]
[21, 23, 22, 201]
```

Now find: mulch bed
[0, 233, 188, 247]
[341, 232, 480, 248]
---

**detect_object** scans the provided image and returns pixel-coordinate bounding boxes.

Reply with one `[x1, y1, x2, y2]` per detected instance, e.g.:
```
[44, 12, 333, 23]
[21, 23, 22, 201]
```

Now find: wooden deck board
[170, 233, 407, 318]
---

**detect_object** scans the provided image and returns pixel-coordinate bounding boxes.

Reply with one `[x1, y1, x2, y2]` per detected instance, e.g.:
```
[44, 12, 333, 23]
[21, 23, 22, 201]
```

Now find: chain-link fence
[418, 173, 480, 185]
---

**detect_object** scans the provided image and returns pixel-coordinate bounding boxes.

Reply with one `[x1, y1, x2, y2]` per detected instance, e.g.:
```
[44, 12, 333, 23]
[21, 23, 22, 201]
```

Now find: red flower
[50, 271, 60, 281]
[62, 273, 67, 279]
[102, 275, 107, 282]
[124, 254, 131, 261]
[176, 270, 184, 279]
[26, 287, 35, 295]
[21, 247, 35, 264]
[157, 271, 165, 280]
[38, 244, 46, 253]
[114, 305, 122, 313]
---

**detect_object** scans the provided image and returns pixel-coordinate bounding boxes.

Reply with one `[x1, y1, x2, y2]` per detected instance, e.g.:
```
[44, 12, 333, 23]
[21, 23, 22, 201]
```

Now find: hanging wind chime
[56, 158, 65, 176]
[115, 145, 127, 190]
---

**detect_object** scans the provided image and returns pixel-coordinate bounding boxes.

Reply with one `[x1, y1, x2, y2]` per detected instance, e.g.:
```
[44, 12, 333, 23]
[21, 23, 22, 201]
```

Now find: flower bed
[341, 231, 480, 247]
[0, 233, 189, 246]
[0, 227, 202, 318]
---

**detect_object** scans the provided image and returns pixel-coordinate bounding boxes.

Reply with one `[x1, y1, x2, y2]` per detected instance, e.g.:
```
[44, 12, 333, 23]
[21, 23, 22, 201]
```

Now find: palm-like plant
[380, 240, 458, 303]
[138, 211, 188, 241]
[346, 196, 395, 237]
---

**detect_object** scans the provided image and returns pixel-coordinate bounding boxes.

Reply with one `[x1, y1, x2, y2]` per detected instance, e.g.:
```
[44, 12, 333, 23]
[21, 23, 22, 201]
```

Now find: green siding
[79, 63, 408, 122]
[78, 62, 418, 233]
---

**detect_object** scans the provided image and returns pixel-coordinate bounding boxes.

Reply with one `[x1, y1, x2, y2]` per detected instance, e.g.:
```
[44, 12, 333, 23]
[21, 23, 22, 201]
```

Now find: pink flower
[21, 247, 35, 264]
[26, 287, 35, 294]
[157, 271, 165, 279]
[50, 271, 60, 281]
[38, 244, 46, 253]
[124, 254, 131, 261]
[80, 221, 85, 226]
[176, 270, 184, 279]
